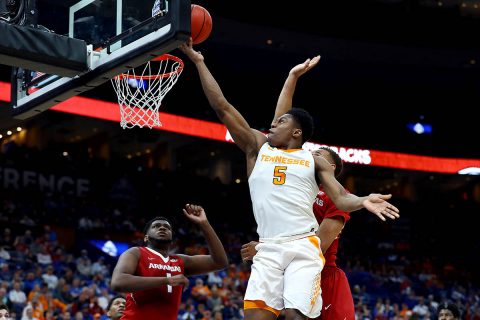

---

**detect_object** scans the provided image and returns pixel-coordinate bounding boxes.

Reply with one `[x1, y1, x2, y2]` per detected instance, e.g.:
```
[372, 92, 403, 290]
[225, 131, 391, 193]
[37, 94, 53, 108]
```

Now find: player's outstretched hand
[241, 241, 259, 262]
[362, 194, 400, 221]
[183, 204, 207, 224]
[290, 55, 321, 78]
[179, 37, 204, 64]
[168, 274, 190, 291]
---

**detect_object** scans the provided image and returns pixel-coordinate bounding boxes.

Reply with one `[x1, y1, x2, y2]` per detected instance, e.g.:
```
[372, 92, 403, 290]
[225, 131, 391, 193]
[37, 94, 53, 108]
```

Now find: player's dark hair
[319, 147, 343, 177]
[286, 108, 314, 143]
[143, 216, 172, 234]
[438, 303, 460, 319]
[106, 295, 125, 312]
[0, 304, 8, 312]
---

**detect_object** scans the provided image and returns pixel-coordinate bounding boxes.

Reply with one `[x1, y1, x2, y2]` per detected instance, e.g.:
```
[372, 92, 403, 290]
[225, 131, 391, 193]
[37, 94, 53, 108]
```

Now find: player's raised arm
[111, 248, 188, 292]
[180, 39, 266, 155]
[272, 56, 321, 125]
[313, 155, 400, 219]
[178, 204, 229, 276]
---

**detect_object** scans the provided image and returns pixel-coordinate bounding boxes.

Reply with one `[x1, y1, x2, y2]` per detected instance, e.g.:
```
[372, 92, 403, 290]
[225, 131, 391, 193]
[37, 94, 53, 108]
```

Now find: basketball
[191, 4, 213, 45]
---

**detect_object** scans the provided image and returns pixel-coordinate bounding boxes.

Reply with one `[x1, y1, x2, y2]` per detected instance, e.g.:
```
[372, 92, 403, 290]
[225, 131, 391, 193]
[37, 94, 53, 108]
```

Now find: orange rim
[114, 54, 184, 80]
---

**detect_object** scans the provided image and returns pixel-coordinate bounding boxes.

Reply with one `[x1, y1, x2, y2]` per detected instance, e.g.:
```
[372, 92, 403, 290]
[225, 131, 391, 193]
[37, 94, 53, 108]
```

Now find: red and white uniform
[313, 188, 355, 320]
[121, 247, 185, 320]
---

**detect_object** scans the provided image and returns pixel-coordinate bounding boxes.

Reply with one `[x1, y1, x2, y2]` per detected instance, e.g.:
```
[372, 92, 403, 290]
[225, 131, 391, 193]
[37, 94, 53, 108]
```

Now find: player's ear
[144, 235, 148, 243]
[293, 128, 302, 139]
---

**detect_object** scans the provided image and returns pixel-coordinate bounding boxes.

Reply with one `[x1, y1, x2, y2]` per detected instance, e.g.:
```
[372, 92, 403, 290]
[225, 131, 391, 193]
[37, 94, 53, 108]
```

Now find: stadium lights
[458, 167, 480, 175]
[407, 122, 432, 134]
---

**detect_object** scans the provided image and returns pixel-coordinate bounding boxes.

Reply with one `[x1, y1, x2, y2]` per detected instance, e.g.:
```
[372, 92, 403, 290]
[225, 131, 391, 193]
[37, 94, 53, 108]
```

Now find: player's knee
[284, 308, 308, 320]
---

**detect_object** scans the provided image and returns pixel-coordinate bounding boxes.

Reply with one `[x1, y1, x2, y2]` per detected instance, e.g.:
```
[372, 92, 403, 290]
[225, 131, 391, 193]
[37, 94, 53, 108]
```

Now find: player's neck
[280, 142, 303, 150]
[147, 243, 170, 256]
[269, 141, 303, 150]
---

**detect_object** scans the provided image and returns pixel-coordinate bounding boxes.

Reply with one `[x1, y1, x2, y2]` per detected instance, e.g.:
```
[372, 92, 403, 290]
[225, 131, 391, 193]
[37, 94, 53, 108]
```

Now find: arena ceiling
[0, 0, 478, 158]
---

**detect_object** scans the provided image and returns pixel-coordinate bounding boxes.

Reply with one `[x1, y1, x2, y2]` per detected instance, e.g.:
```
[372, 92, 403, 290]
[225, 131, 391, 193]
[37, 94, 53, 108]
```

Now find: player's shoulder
[124, 246, 141, 256]
[118, 246, 141, 261]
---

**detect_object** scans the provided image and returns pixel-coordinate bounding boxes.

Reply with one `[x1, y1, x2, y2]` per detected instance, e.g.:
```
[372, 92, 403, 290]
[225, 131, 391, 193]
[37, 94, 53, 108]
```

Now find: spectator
[0, 289, 8, 307]
[0, 304, 10, 320]
[43, 225, 57, 243]
[191, 279, 211, 302]
[76, 257, 92, 279]
[8, 282, 27, 316]
[105, 295, 125, 320]
[206, 272, 223, 287]
[0, 229, 14, 250]
[0, 265, 12, 282]
[91, 257, 108, 277]
[0, 247, 11, 263]
[413, 296, 430, 318]
[36, 246, 53, 266]
[437, 303, 460, 320]
[69, 278, 83, 299]
[206, 285, 222, 312]
[22, 273, 41, 294]
[41, 266, 58, 290]
[96, 289, 110, 311]
[20, 306, 38, 320]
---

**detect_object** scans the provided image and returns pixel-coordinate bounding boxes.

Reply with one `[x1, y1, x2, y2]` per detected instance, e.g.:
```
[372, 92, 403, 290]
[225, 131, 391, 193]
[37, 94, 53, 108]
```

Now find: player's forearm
[329, 193, 366, 212]
[199, 221, 229, 269]
[274, 73, 299, 120]
[194, 61, 230, 116]
[111, 273, 170, 292]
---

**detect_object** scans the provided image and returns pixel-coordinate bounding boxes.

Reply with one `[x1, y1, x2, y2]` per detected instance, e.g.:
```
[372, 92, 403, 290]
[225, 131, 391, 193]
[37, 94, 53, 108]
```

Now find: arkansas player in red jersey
[311, 147, 354, 320]
[111, 204, 229, 320]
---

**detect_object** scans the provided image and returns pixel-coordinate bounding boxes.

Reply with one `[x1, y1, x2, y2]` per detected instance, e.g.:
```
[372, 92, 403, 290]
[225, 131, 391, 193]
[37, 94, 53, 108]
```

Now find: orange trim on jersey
[281, 148, 303, 153]
[308, 236, 326, 266]
[244, 300, 281, 317]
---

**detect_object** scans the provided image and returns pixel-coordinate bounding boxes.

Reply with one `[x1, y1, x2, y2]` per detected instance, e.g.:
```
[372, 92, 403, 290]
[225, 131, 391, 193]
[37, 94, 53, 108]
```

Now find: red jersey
[313, 188, 350, 267]
[313, 188, 355, 320]
[121, 247, 185, 320]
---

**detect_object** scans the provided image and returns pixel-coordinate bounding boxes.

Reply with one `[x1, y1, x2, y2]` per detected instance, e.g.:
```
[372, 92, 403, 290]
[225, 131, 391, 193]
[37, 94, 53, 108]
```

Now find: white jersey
[248, 142, 320, 241]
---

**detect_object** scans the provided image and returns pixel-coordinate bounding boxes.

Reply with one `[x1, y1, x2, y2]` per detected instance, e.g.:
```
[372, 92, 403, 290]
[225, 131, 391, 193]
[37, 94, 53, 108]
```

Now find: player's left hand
[183, 204, 208, 224]
[362, 194, 400, 221]
[241, 241, 259, 262]
[290, 55, 321, 78]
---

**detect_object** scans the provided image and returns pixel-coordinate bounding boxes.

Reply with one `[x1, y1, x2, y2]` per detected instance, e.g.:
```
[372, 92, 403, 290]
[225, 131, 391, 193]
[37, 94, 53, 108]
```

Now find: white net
[111, 54, 184, 129]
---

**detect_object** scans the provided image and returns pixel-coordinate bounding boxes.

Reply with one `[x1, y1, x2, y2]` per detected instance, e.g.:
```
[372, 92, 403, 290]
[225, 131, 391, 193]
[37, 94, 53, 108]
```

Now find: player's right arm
[180, 39, 266, 156]
[111, 247, 188, 292]
[313, 155, 400, 218]
[272, 56, 321, 125]
[317, 217, 344, 253]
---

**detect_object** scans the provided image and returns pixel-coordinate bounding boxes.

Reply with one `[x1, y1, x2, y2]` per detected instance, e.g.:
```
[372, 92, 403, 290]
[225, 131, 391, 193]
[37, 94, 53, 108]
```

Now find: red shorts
[314, 266, 355, 320]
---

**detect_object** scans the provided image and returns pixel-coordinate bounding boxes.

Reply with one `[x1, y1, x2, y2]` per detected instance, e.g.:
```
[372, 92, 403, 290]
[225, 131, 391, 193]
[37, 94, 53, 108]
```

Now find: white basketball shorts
[244, 235, 325, 318]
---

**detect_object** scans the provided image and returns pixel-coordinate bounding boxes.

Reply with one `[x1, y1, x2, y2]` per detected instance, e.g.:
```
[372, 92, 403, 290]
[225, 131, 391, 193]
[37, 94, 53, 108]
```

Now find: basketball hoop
[111, 54, 184, 129]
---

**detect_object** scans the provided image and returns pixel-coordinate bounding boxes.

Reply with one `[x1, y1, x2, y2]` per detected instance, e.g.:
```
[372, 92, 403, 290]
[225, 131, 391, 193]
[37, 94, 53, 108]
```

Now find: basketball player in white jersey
[180, 39, 399, 320]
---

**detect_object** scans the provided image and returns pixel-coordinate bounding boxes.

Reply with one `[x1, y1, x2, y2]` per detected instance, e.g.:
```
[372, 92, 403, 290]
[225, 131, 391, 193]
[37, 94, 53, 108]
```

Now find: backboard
[8, 0, 190, 119]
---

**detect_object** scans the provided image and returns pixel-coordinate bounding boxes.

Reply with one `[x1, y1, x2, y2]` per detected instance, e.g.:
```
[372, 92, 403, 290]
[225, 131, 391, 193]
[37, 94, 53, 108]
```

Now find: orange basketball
[191, 4, 212, 45]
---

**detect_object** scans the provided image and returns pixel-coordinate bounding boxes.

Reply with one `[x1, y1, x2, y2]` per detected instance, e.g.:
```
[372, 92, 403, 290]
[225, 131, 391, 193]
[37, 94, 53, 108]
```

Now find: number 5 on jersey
[273, 166, 287, 185]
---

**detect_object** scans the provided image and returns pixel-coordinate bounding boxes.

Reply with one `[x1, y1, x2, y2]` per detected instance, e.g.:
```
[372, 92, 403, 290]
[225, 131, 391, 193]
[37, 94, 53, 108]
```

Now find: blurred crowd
[1, 142, 479, 319]
[1, 217, 479, 320]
